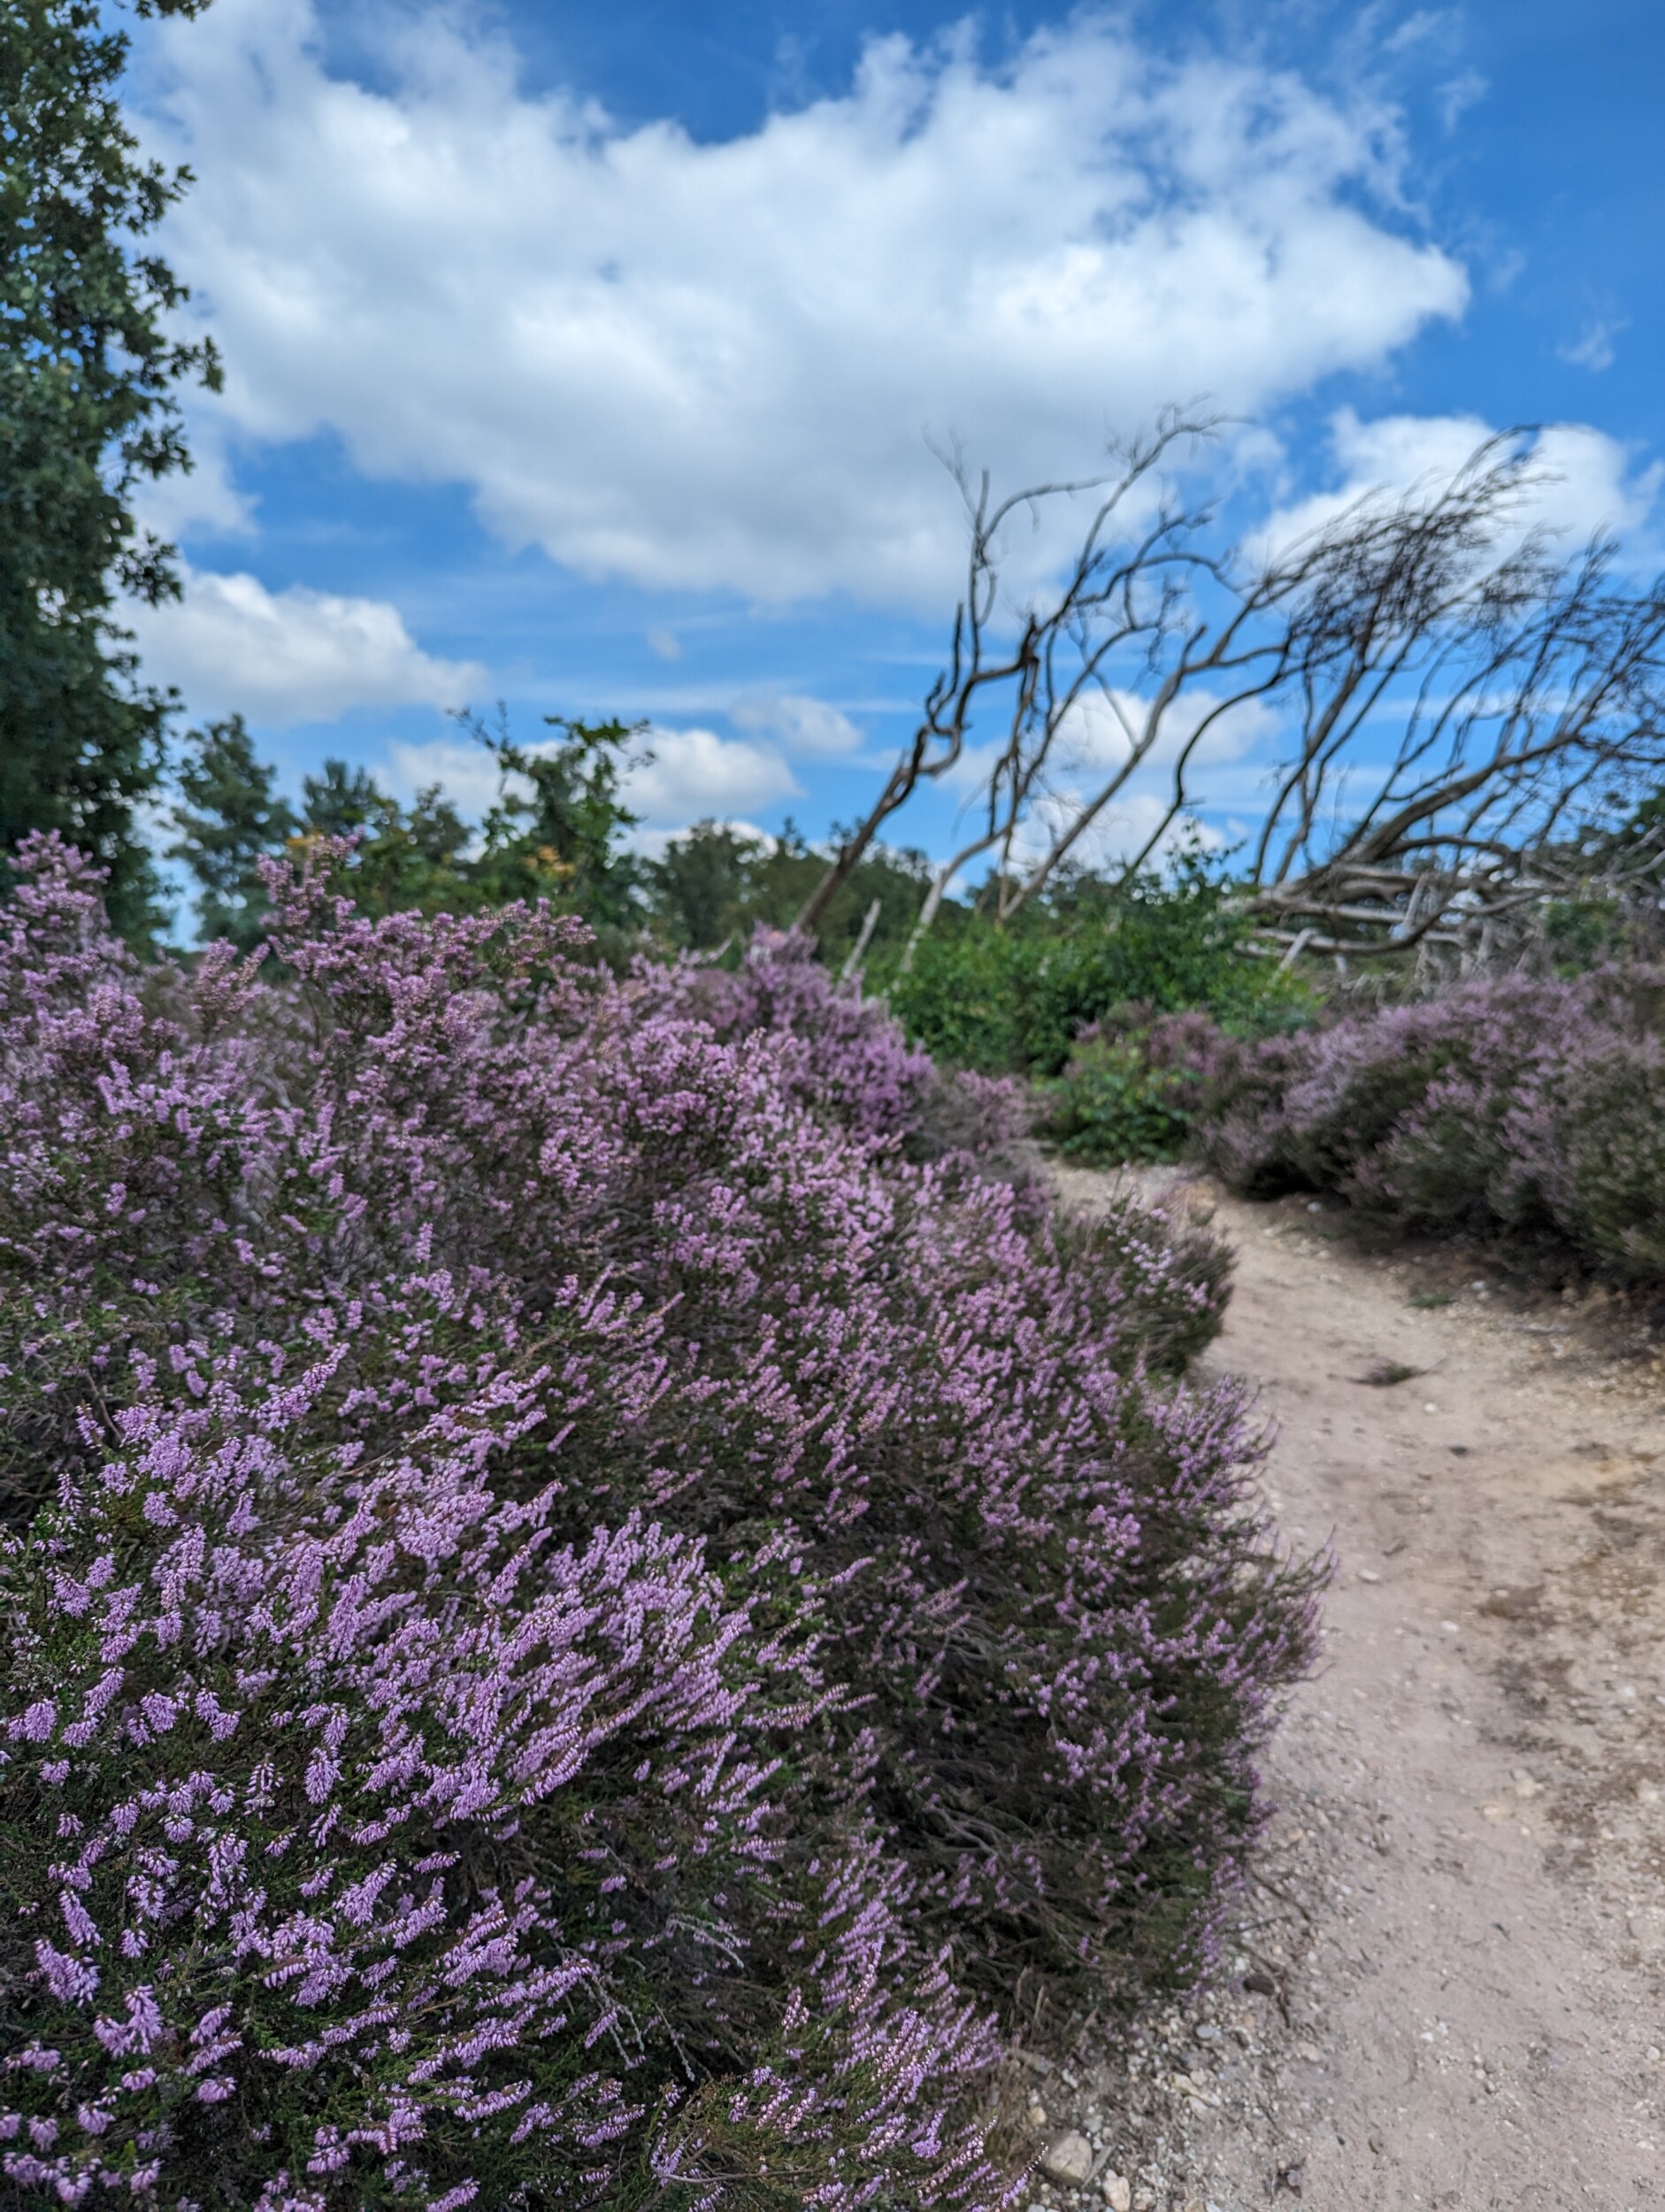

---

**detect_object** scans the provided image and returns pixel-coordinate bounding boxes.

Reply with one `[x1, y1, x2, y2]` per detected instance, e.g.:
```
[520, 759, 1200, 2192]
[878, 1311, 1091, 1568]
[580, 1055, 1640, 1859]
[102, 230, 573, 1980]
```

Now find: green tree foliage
[881, 850, 1310, 1077]
[167, 714, 297, 949]
[165, 718, 946, 970]
[462, 709, 647, 926]
[296, 757, 475, 919]
[1, 0, 220, 941]
[165, 716, 653, 942]
[295, 756, 382, 841]
[646, 817, 933, 964]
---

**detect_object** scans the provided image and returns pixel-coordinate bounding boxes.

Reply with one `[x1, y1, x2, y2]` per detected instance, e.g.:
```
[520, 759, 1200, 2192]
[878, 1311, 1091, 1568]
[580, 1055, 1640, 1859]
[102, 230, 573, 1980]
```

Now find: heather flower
[1197, 964, 1665, 1277]
[0, 833, 1318, 2208]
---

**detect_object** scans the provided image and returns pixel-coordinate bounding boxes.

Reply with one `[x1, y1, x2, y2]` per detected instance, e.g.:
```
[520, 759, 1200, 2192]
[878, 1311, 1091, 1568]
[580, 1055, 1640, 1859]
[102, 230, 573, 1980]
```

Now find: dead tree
[1231, 520, 1665, 958]
[846, 426, 1665, 966]
[794, 412, 1218, 939]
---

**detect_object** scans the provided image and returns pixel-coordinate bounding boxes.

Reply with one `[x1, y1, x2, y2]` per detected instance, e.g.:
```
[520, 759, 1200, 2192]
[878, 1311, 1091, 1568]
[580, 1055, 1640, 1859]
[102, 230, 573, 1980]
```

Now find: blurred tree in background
[168, 714, 940, 971]
[166, 714, 296, 949]
[295, 757, 474, 920]
[0, 0, 220, 941]
[645, 817, 934, 964]
[460, 710, 648, 927]
[170, 711, 655, 941]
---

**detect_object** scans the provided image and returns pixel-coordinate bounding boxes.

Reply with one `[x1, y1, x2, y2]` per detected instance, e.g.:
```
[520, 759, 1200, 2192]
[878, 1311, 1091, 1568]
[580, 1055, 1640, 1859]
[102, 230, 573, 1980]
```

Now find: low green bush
[1042, 995, 1316, 1167]
[1041, 1009, 1231, 1164]
[882, 865, 1309, 1083]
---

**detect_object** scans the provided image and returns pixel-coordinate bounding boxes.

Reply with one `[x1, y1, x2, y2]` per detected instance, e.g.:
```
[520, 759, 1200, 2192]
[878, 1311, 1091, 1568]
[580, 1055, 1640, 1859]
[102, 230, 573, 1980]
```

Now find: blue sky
[124, 0, 1665, 873]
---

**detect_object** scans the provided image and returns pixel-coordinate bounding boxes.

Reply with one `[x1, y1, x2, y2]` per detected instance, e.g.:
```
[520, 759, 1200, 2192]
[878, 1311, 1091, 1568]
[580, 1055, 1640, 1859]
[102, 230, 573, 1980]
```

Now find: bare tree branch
[794, 410, 1220, 935]
[863, 421, 1665, 969]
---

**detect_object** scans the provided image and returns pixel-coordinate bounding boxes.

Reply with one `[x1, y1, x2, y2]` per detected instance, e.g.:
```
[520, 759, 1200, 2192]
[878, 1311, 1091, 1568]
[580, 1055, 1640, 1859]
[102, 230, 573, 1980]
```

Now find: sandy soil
[1025, 1165, 1665, 2212]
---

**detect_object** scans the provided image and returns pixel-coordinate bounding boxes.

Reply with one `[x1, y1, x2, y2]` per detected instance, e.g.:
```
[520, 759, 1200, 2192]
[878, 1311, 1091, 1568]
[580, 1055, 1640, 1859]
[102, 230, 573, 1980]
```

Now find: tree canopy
[1, 0, 219, 939]
[169, 712, 663, 943]
[166, 714, 941, 967]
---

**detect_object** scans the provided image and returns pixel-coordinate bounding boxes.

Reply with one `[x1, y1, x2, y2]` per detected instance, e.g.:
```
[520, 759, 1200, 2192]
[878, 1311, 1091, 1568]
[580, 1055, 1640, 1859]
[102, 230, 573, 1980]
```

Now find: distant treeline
[163, 709, 944, 966]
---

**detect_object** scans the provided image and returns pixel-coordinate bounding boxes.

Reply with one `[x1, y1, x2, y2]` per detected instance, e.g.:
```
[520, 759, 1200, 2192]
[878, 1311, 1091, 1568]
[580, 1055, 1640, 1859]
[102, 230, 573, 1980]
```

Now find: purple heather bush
[658, 930, 1044, 1206]
[1198, 968, 1665, 1277]
[0, 836, 1317, 2209]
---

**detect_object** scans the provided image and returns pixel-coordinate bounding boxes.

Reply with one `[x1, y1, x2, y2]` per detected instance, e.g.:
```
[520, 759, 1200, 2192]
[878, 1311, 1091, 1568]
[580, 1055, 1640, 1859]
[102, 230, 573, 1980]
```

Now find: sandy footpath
[1029, 1165, 1665, 2212]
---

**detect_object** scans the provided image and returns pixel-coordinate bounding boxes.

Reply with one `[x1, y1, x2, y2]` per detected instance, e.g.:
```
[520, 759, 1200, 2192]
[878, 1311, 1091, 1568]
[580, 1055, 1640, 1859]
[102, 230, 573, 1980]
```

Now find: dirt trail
[1040, 1166, 1665, 2212]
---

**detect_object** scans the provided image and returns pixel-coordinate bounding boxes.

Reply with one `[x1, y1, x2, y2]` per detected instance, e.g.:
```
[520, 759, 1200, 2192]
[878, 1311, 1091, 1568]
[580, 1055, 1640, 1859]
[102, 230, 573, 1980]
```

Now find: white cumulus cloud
[1260, 410, 1661, 565]
[129, 565, 486, 726]
[939, 680, 1280, 865]
[1014, 789, 1222, 876]
[143, 0, 1469, 606]
[381, 737, 506, 820]
[629, 727, 801, 825]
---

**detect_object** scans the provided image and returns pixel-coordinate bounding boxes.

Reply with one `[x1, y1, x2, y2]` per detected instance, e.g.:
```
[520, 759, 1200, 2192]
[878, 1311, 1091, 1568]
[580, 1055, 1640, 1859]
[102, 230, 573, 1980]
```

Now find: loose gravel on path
[1028, 1165, 1665, 2212]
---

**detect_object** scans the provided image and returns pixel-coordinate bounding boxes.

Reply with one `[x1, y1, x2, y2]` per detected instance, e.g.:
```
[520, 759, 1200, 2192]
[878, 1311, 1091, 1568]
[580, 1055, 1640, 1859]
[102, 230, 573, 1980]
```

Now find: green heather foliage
[0, 839, 1319, 2209]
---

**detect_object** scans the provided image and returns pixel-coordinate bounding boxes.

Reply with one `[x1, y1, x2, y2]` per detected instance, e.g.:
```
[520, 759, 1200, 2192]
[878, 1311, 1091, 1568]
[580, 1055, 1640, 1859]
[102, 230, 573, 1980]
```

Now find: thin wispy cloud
[1559, 319, 1626, 373]
[730, 693, 864, 757]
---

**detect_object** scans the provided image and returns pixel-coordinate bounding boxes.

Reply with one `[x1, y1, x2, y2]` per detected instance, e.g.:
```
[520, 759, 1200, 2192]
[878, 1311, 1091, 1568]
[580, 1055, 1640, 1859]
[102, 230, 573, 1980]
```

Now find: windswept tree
[794, 411, 1218, 942]
[1228, 478, 1665, 963]
[807, 427, 1665, 970]
[1, 0, 221, 941]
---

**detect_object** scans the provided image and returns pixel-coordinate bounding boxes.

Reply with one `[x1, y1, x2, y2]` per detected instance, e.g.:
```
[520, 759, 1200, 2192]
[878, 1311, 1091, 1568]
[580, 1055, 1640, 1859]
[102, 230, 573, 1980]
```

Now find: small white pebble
[1040, 2131, 1093, 2186]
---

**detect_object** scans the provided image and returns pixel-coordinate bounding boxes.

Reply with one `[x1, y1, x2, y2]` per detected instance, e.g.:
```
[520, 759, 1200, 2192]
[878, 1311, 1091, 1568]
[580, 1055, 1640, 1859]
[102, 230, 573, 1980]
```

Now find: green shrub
[1041, 989, 1315, 1165]
[883, 866, 1308, 1080]
[1046, 1033, 1198, 1163]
